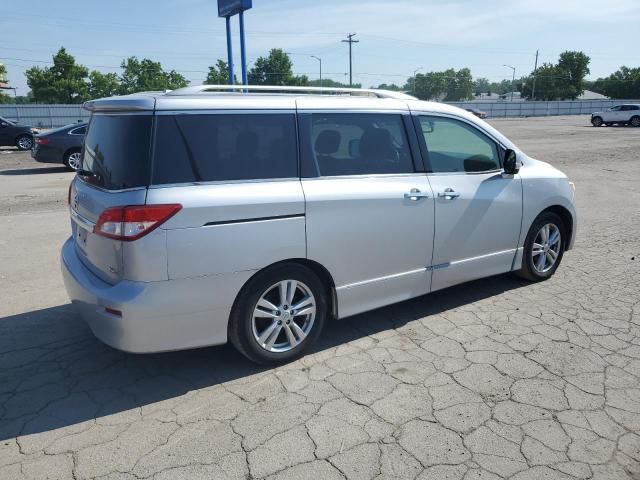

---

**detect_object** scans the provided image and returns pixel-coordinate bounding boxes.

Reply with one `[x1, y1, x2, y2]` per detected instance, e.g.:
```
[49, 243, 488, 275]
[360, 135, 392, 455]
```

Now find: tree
[521, 51, 590, 100]
[248, 49, 309, 86]
[589, 66, 640, 99]
[411, 69, 473, 101]
[474, 77, 490, 95]
[119, 57, 188, 94]
[204, 60, 237, 85]
[0, 64, 12, 103]
[557, 50, 590, 98]
[88, 71, 120, 99]
[25, 47, 89, 103]
[375, 83, 402, 91]
[308, 78, 360, 88]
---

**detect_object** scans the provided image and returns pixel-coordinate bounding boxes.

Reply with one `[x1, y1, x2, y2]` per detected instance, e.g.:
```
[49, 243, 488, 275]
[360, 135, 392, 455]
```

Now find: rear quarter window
[82, 114, 152, 190]
[152, 113, 297, 185]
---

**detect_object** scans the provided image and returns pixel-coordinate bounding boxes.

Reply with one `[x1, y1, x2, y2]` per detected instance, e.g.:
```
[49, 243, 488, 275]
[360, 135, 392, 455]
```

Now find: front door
[415, 114, 523, 291]
[300, 111, 435, 318]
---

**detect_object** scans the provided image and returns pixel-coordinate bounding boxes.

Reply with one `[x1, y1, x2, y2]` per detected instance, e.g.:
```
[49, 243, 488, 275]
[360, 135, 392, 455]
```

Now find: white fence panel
[447, 99, 640, 118]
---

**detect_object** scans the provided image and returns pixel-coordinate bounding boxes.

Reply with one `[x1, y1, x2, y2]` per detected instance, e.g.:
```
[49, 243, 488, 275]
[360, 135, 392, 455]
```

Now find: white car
[591, 104, 640, 127]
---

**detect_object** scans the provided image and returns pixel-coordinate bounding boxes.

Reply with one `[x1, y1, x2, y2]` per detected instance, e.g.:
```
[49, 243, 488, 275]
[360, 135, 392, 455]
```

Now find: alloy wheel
[67, 152, 82, 170]
[251, 280, 316, 353]
[17, 136, 32, 150]
[532, 223, 562, 273]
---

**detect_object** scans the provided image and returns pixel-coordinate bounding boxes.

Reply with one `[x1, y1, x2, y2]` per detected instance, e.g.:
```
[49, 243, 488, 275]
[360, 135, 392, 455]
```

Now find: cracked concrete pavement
[1, 116, 639, 479]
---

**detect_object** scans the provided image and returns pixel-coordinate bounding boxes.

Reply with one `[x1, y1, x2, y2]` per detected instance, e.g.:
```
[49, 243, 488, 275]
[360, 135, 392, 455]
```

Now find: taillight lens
[35, 137, 50, 145]
[94, 204, 182, 241]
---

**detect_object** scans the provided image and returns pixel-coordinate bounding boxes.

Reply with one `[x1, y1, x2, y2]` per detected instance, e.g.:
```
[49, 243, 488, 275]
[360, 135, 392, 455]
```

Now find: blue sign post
[218, 0, 252, 85]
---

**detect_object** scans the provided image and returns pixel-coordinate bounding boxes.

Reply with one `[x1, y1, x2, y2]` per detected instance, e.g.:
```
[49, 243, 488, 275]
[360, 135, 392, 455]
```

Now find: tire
[228, 263, 328, 365]
[591, 116, 603, 127]
[15, 134, 33, 150]
[63, 149, 82, 171]
[515, 212, 566, 282]
[631, 116, 640, 128]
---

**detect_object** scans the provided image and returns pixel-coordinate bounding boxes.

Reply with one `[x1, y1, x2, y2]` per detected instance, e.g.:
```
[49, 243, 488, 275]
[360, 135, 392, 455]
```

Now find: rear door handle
[404, 188, 429, 201]
[438, 188, 461, 199]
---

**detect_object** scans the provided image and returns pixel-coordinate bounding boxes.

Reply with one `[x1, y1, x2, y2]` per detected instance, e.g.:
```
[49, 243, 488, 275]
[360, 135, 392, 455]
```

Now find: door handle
[438, 188, 461, 199]
[404, 188, 429, 201]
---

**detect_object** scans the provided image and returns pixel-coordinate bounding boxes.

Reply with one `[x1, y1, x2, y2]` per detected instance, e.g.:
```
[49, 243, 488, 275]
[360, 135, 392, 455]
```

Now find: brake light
[94, 204, 182, 241]
[35, 137, 50, 145]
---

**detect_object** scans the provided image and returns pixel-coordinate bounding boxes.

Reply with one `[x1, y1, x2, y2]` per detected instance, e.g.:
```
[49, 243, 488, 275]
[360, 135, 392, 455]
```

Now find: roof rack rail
[165, 84, 416, 100]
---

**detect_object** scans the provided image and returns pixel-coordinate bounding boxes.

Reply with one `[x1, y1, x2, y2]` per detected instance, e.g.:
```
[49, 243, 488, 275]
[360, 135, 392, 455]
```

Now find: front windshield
[0, 116, 15, 126]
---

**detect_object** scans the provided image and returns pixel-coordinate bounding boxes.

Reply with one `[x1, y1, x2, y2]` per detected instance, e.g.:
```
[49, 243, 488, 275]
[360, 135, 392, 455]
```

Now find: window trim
[68, 126, 87, 136]
[150, 110, 300, 185]
[411, 112, 507, 175]
[298, 110, 421, 179]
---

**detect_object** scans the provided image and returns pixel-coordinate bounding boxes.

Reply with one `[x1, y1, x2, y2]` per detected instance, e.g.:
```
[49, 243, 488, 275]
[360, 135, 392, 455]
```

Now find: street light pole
[311, 55, 322, 88]
[412, 67, 423, 95]
[504, 64, 516, 101]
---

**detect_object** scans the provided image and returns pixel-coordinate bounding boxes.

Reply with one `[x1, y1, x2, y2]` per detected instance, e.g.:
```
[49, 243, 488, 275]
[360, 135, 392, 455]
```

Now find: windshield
[82, 114, 152, 190]
[0, 116, 16, 126]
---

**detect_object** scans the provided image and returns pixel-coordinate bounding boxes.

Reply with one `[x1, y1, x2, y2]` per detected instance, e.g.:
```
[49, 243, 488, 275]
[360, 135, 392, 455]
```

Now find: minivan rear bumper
[61, 237, 253, 353]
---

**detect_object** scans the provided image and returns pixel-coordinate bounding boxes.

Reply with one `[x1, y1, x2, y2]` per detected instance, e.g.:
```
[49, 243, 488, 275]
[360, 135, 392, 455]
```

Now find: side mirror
[503, 149, 521, 175]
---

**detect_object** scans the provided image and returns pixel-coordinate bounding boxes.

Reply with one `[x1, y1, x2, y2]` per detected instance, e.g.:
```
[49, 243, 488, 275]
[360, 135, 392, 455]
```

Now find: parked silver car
[62, 85, 576, 364]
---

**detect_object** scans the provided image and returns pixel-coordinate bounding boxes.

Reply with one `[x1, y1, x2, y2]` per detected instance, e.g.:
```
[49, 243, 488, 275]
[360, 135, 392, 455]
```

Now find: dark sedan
[0, 115, 39, 150]
[31, 123, 86, 171]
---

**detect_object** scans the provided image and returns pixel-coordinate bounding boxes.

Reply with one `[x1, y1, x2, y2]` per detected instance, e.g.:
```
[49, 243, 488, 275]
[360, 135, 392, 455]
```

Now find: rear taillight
[35, 137, 50, 145]
[94, 204, 182, 241]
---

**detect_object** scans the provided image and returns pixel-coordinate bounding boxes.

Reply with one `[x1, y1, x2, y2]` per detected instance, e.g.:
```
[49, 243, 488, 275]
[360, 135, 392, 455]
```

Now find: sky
[2, 0, 640, 95]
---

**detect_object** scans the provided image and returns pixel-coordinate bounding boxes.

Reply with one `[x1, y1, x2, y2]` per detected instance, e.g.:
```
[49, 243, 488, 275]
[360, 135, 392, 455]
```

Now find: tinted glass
[72, 126, 87, 135]
[419, 116, 500, 173]
[82, 114, 152, 190]
[309, 113, 413, 176]
[152, 114, 297, 184]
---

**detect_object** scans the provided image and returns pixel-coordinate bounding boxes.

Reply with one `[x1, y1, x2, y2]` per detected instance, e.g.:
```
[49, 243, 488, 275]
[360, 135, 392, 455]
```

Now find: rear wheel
[228, 264, 327, 364]
[631, 116, 640, 127]
[64, 149, 82, 171]
[516, 212, 565, 282]
[591, 116, 603, 127]
[16, 135, 33, 150]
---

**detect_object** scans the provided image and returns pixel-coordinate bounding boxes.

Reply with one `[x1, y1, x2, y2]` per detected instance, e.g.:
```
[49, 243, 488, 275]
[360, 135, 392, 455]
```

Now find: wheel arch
[540, 205, 574, 250]
[230, 258, 338, 326]
[63, 146, 81, 162]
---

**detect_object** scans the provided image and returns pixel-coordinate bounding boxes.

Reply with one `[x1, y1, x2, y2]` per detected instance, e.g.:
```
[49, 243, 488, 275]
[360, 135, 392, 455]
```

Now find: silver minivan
[62, 86, 576, 364]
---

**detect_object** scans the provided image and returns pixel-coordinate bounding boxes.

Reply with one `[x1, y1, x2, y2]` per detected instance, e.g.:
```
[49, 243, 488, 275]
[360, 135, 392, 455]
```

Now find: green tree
[88, 71, 120, 99]
[411, 69, 473, 101]
[589, 66, 640, 99]
[204, 59, 237, 85]
[119, 57, 188, 94]
[308, 78, 360, 88]
[557, 50, 590, 99]
[25, 47, 89, 103]
[474, 77, 490, 95]
[248, 49, 309, 86]
[0, 64, 12, 103]
[375, 83, 402, 91]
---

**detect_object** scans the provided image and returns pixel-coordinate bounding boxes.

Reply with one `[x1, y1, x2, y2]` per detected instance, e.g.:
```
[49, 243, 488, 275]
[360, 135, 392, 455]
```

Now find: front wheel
[16, 135, 33, 150]
[631, 116, 640, 128]
[228, 264, 328, 365]
[591, 116, 603, 127]
[516, 212, 565, 282]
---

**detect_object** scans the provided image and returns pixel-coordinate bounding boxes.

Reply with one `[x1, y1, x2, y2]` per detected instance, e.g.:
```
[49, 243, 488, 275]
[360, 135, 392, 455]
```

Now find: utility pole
[531, 49, 539, 101]
[341, 33, 359, 87]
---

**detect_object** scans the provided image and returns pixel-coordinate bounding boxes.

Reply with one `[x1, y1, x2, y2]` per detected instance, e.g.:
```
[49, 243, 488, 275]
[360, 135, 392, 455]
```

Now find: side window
[309, 113, 414, 176]
[71, 126, 86, 135]
[152, 113, 297, 184]
[611, 106, 621, 111]
[418, 116, 501, 173]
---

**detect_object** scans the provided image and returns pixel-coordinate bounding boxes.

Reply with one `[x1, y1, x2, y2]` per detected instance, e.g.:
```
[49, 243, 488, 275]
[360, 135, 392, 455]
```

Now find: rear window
[82, 114, 152, 190]
[152, 113, 297, 184]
